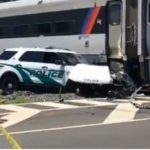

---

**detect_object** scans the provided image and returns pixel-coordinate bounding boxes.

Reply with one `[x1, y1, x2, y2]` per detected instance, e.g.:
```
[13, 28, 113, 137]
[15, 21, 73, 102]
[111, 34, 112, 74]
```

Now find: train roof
[0, 0, 108, 18]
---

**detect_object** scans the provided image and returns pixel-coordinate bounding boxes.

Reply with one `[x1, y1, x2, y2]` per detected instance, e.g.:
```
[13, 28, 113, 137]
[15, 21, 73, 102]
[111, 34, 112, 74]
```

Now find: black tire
[65, 80, 77, 92]
[76, 84, 93, 97]
[1, 75, 18, 95]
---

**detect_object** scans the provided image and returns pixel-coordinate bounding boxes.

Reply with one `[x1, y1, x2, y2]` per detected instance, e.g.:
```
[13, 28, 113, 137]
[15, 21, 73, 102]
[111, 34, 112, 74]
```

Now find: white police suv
[0, 47, 88, 95]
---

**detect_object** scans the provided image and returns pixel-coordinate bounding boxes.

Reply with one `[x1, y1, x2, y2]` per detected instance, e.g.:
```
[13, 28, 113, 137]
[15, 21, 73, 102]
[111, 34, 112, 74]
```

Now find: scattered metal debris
[128, 87, 150, 109]
[106, 71, 150, 109]
[130, 87, 143, 99]
[130, 101, 150, 109]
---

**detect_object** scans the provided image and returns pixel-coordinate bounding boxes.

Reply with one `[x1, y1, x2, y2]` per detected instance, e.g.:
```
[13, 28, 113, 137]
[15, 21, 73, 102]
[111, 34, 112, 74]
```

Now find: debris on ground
[107, 71, 137, 100]
[130, 101, 150, 109]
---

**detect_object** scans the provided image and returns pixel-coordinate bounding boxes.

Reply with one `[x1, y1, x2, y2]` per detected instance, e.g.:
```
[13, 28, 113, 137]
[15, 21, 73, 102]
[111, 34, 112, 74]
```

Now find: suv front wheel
[1, 75, 19, 95]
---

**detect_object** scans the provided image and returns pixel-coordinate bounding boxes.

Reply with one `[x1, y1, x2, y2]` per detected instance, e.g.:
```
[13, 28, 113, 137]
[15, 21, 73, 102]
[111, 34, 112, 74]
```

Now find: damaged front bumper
[68, 64, 113, 96]
[68, 64, 136, 98]
[68, 64, 113, 85]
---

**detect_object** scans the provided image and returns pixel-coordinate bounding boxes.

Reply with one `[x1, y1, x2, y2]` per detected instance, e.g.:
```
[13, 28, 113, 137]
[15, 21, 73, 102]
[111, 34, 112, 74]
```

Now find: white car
[0, 47, 112, 95]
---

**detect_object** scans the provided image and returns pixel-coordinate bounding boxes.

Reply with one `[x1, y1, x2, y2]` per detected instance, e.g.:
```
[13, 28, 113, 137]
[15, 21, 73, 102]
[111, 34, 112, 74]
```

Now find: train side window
[0, 0, 18, 3]
[13, 25, 29, 36]
[32, 23, 51, 35]
[109, 4, 121, 26]
[54, 20, 75, 34]
[0, 26, 10, 37]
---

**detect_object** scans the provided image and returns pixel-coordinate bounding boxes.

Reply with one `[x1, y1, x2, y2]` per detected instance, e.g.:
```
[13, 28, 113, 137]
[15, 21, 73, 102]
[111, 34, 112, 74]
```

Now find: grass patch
[0, 97, 29, 105]
[0, 99, 9, 104]
[10, 97, 29, 104]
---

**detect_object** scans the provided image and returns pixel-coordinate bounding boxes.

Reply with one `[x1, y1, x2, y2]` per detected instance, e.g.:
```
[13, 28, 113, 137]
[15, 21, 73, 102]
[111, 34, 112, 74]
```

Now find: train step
[135, 96, 150, 101]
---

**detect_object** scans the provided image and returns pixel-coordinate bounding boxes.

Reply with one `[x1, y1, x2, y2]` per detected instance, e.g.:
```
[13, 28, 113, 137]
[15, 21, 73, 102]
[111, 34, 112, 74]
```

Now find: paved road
[0, 98, 150, 149]
[9, 119, 150, 149]
[0, 134, 12, 149]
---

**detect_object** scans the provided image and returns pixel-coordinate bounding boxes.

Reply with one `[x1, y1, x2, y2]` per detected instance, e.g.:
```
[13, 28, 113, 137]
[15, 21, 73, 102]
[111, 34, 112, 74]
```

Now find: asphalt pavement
[0, 134, 12, 149]
[0, 98, 150, 149]
[10, 119, 150, 149]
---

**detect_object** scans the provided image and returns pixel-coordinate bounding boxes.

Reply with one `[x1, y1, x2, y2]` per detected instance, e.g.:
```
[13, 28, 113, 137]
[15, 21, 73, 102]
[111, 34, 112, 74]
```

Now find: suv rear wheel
[1, 75, 18, 95]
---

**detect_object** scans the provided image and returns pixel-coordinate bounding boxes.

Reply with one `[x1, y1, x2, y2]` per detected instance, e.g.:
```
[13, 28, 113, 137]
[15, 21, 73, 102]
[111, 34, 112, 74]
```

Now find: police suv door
[18, 51, 67, 87]
[42, 52, 69, 87]
[18, 51, 46, 85]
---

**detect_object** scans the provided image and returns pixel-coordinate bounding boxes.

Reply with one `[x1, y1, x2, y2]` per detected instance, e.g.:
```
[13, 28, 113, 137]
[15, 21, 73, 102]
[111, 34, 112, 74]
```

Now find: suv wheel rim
[8, 83, 13, 89]
[5, 82, 14, 94]
[2, 77, 18, 95]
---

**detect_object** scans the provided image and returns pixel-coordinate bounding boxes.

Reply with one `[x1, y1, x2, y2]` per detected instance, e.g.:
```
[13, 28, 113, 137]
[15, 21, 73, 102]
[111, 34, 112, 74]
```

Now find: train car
[126, 0, 150, 85]
[138, 0, 150, 84]
[0, 0, 126, 65]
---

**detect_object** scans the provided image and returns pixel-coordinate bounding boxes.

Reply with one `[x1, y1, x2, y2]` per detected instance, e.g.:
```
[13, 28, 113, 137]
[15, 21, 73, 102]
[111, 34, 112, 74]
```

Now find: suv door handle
[42, 66, 48, 71]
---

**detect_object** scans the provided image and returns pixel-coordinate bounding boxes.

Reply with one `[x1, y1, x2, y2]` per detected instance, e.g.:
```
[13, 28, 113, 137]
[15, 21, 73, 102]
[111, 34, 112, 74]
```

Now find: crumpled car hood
[68, 64, 113, 85]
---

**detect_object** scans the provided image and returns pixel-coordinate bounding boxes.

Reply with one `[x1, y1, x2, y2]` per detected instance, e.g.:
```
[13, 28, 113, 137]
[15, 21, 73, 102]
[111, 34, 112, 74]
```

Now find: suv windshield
[0, 51, 17, 60]
[58, 53, 88, 66]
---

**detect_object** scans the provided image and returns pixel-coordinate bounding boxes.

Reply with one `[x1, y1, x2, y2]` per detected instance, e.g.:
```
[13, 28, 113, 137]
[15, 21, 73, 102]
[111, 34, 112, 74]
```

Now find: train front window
[149, 4, 150, 23]
[109, 4, 121, 25]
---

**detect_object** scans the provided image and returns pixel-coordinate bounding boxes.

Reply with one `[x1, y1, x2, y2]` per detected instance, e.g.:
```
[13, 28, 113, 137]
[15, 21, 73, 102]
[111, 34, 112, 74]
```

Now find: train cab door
[146, 0, 150, 80]
[146, 0, 150, 55]
[106, 1, 123, 72]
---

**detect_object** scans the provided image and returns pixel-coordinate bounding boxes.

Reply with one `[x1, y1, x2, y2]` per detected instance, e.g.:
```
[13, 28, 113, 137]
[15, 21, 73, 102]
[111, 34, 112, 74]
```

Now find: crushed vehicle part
[130, 101, 150, 109]
[107, 71, 137, 100]
[68, 64, 113, 96]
